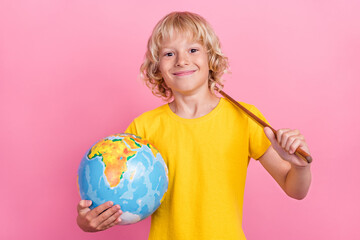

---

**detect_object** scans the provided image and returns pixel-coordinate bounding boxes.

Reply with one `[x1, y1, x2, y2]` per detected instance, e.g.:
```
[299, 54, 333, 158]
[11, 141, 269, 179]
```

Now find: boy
[77, 11, 311, 239]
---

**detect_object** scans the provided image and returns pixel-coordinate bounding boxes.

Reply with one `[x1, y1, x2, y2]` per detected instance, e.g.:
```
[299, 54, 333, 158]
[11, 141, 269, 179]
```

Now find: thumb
[77, 200, 92, 213]
[263, 127, 277, 145]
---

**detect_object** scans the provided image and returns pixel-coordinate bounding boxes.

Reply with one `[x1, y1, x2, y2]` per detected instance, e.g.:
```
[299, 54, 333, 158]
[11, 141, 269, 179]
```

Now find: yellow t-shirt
[125, 98, 271, 240]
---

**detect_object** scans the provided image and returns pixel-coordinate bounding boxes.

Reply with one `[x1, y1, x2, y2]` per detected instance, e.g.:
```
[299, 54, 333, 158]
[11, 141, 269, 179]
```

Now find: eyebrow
[161, 42, 203, 50]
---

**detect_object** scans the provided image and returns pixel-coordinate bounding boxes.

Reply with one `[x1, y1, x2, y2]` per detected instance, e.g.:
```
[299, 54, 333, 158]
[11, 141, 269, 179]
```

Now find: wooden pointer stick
[218, 89, 312, 164]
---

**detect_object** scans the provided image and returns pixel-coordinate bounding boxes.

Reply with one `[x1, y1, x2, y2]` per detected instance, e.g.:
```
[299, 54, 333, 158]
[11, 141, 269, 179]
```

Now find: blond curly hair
[140, 11, 229, 101]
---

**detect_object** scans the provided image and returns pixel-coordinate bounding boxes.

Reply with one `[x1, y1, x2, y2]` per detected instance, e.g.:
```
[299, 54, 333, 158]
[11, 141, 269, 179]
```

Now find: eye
[190, 48, 198, 53]
[164, 52, 174, 57]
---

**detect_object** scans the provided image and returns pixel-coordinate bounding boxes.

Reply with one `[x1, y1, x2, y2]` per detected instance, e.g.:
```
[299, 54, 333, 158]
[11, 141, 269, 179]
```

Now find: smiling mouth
[173, 70, 196, 76]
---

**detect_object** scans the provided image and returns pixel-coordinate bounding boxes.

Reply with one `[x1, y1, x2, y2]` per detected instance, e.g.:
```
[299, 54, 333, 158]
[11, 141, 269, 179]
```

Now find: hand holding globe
[77, 200, 123, 232]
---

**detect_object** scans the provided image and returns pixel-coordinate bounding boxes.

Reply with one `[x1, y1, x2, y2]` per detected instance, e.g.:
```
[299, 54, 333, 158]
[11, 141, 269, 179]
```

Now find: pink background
[1, 0, 359, 239]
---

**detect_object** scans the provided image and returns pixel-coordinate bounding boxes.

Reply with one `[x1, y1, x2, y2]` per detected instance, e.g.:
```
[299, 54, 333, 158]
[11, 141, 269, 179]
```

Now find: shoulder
[238, 101, 260, 112]
[221, 98, 256, 111]
[221, 98, 262, 118]
[133, 104, 169, 123]
[221, 98, 269, 131]
[126, 104, 169, 139]
[236, 101, 266, 119]
[127, 104, 169, 132]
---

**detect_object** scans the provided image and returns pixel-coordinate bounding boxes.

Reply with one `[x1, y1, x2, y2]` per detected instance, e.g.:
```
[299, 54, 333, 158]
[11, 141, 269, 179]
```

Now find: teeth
[174, 71, 194, 75]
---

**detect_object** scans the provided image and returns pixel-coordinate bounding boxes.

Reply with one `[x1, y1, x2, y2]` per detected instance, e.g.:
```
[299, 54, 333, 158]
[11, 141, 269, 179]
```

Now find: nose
[175, 52, 189, 66]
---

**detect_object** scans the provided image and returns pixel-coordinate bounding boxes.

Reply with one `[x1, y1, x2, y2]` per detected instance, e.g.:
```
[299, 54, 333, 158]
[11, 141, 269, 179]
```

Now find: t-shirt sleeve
[248, 105, 272, 160]
[125, 119, 139, 136]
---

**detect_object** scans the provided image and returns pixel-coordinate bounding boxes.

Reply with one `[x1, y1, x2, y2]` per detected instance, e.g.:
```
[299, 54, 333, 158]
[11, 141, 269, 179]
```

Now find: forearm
[284, 164, 312, 200]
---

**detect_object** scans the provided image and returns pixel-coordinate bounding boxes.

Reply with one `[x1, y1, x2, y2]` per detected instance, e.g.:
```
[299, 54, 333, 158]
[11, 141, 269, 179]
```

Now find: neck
[169, 89, 220, 119]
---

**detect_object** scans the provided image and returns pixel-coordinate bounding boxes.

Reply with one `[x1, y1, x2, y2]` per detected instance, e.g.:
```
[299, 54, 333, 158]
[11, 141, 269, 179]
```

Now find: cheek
[158, 65, 171, 81]
[158, 64, 166, 77]
[200, 56, 210, 71]
[159, 61, 170, 73]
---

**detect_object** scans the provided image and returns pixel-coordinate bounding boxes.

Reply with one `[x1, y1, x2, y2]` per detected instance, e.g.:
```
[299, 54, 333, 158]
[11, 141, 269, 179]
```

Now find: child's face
[158, 33, 209, 97]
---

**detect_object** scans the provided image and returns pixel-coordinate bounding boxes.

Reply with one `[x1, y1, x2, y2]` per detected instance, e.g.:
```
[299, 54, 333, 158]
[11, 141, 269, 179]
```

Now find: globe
[77, 133, 168, 225]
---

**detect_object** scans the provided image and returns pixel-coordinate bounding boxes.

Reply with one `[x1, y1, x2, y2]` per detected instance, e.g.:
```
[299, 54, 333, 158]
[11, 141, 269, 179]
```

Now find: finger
[102, 215, 123, 230]
[263, 127, 277, 145]
[275, 129, 289, 145]
[96, 204, 121, 225]
[286, 133, 306, 152]
[77, 200, 92, 213]
[97, 207, 123, 230]
[92, 205, 122, 231]
[284, 135, 299, 152]
[107, 214, 123, 228]
[89, 201, 114, 218]
[289, 138, 302, 154]
[277, 129, 299, 148]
